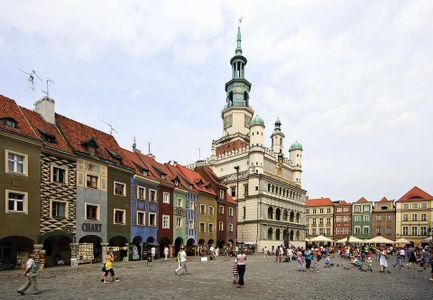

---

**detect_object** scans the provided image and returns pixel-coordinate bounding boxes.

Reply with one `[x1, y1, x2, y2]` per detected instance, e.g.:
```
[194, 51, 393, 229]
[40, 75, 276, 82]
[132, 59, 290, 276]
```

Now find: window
[208, 206, 214, 215]
[336, 216, 342, 222]
[376, 215, 381, 221]
[200, 222, 205, 232]
[343, 227, 349, 234]
[85, 204, 99, 220]
[149, 213, 156, 226]
[336, 228, 341, 234]
[163, 192, 170, 204]
[354, 226, 361, 234]
[319, 208, 324, 214]
[6, 151, 27, 175]
[219, 190, 224, 199]
[343, 216, 349, 222]
[403, 204, 409, 209]
[412, 214, 417, 221]
[386, 214, 392, 221]
[326, 217, 331, 225]
[402, 226, 408, 235]
[412, 226, 417, 236]
[200, 204, 206, 214]
[412, 203, 418, 209]
[326, 208, 331, 214]
[231, 186, 236, 197]
[150, 189, 157, 202]
[319, 228, 324, 235]
[137, 211, 145, 226]
[189, 200, 195, 211]
[114, 182, 126, 196]
[326, 228, 331, 236]
[421, 227, 427, 236]
[208, 223, 214, 233]
[403, 214, 408, 221]
[162, 215, 170, 229]
[354, 215, 361, 222]
[86, 175, 98, 189]
[312, 228, 317, 235]
[312, 209, 316, 214]
[385, 227, 391, 235]
[114, 209, 126, 224]
[228, 207, 233, 216]
[176, 217, 182, 228]
[343, 207, 349, 212]
[421, 202, 427, 209]
[375, 227, 381, 235]
[364, 215, 370, 222]
[421, 214, 427, 221]
[189, 220, 194, 229]
[229, 223, 233, 232]
[52, 166, 66, 183]
[2, 117, 18, 128]
[337, 208, 342, 213]
[312, 218, 316, 225]
[5, 191, 27, 213]
[244, 184, 248, 196]
[219, 205, 224, 214]
[176, 198, 182, 208]
[51, 201, 66, 219]
[306, 209, 309, 214]
[354, 206, 361, 212]
[319, 218, 323, 225]
[243, 207, 246, 219]
[219, 222, 224, 231]
[363, 226, 369, 234]
[363, 205, 370, 212]
[137, 186, 146, 200]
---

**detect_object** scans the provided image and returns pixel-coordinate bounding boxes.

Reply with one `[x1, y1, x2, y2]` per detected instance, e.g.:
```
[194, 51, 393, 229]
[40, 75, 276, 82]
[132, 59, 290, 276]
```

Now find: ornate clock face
[235, 87, 241, 93]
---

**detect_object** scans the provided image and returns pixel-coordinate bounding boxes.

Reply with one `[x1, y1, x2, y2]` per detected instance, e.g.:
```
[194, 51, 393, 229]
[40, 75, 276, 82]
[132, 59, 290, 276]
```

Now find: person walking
[379, 247, 389, 273]
[296, 249, 305, 271]
[176, 246, 191, 275]
[287, 248, 293, 263]
[174, 249, 182, 274]
[101, 249, 119, 283]
[164, 246, 169, 261]
[275, 246, 280, 263]
[151, 246, 156, 261]
[304, 248, 312, 271]
[17, 253, 41, 295]
[393, 248, 403, 268]
[236, 249, 247, 288]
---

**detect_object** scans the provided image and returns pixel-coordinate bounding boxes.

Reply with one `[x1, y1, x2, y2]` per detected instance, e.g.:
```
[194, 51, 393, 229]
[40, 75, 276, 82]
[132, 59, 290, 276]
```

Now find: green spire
[236, 25, 242, 55]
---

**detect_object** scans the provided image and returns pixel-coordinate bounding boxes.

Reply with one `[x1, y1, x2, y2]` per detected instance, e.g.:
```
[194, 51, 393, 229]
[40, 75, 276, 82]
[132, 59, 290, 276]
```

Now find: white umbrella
[366, 236, 394, 244]
[309, 235, 333, 243]
[420, 237, 432, 243]
[394, 238, 411, 244]
[336, 236, 365, 244]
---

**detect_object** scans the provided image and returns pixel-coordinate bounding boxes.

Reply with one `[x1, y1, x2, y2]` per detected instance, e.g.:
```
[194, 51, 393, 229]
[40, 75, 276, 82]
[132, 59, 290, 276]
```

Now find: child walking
[366, 256, 373, 272]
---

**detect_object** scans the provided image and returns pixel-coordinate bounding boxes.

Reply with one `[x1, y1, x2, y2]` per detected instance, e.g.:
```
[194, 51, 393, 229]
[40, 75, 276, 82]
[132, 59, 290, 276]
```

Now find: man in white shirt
[164, 246, 169, 261]
[17, 253, 41, 295]
[178, 246, 191, 275]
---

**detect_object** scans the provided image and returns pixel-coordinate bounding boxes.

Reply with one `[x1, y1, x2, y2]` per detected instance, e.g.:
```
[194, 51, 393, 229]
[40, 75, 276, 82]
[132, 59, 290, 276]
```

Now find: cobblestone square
[0, 254, 431, 300]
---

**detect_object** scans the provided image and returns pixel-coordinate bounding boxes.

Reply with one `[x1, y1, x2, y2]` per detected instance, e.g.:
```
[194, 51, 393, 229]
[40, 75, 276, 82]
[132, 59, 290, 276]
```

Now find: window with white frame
[85, 204, 99, 221]
[354, 226, 361, 234]
[137, 211, 145, 226]
[343, 216, 349, 222]
[219, 190, 224, 199]
[200, 204, 206, 214]
[6, 151, 27, 175]
[421, 226, 427, 235]
[363, 226, 369, 234]
[336, 208, 342, 213]
[200, 222, 205, 232]
[386, 214, 392, 221]
[189, 220, 194, 229]
[326, 208, 331, 214]
[319, 208, 324, 214]
[219, 205, 224, 214]
[343, 207, 349, 212]
[5, 190, 27, 213]
[219, 221, 224, 231]
[403, 214, 409, 221]
[403, 204, 409, 209]
[385, 227, 391, 235]
[86, 174, 99, 189]
[114, 182, 126, 196]
[354, 215, 361, 222]
[319, 218, 323, 225]
[163, 192, 170, 204]
[312, 228, 317, 235]
[364, 215, 370, 222]
[149, 189, 157, 202]
[412, 214, 417, 221]
[51, 165, 67, 184]
[326, 217, 331, 225]
[319, 228, 324, 235]
[229, 223, 233, 232]
[421, 202, 427, 209]
[326, 228, 331, 236]
[189, 200, 195, 210]
[114, 209, 126, 224]
[402, 226, 408, 235]
[421, 213, 427, 221]
[208, 223, 214, 233]
[354, 206, 361, 212]
[137, 186, 146, 200]
[176, 217, 182, 228]
[412, 203, 418, 209]
[162, 215, 170, 229]
[149, 213, 156, 226]
[336, 227, 341, 234]
[312, 209, 316, 214]
[228, 207, 233, 216]
[412, 226, 417, 236]
[51, 200, 66, 219]
[376, 215, 381, 221]
[343, 227, 349, 234]
[176, 198, 182, 208]
[208, 206, 214, 215]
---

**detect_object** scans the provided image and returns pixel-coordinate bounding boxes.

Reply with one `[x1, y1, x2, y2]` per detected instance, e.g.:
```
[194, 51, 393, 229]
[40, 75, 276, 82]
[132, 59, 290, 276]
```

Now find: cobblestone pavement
[0, 254, 432, 300]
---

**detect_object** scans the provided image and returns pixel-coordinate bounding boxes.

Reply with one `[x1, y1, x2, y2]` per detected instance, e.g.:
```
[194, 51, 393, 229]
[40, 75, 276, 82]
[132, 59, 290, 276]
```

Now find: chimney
[35, 96, 55, 124]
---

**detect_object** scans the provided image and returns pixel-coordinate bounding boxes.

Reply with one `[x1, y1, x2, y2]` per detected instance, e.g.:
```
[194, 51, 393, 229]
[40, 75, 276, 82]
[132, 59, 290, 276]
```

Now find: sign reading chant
[82, 223, 102, 232]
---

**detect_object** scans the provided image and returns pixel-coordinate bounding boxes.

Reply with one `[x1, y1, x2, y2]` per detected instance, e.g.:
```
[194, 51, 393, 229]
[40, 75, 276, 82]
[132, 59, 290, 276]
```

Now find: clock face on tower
[224, 115, 233, 129]
[235, 87, 241, 93]
[244, 115, 251, 128]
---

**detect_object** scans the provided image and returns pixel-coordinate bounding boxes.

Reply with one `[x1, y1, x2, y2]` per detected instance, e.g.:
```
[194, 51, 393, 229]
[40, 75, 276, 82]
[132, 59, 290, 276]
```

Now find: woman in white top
[379, 247, 389, 273]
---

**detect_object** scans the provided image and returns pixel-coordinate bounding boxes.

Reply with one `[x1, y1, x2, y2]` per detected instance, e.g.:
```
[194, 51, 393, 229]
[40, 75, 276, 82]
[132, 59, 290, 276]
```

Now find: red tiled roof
[118, 148, 158, 181]
[164, 162, 191, 191]
[226, 194, 237, 205]
[397, 186, 433, 202]
[306, 198, 333, 207]
[333, 200, 350, 206]
[356, 197, 369, 203]
[0, 95, 39, 140]
[20, 107, 72, 154]
[56, 113, 126, 165]
[135, 152, 174, 186]
[176, 164, 216, 196]
[378, 197, 389, 203]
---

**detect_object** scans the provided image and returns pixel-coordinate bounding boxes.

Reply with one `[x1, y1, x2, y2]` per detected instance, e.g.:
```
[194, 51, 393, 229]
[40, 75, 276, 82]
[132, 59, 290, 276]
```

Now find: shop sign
[82, 223, 102, 232]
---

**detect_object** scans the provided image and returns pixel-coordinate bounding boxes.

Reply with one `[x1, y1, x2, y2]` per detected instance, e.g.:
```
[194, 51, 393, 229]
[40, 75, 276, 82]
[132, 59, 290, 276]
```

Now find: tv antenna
[100, 120, 118, 135]
[41, 78, 55, 98]
[18, 69, 42, 101]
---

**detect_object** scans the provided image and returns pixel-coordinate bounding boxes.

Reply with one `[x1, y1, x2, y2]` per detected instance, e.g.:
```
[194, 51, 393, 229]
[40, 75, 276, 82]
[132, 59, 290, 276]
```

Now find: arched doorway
[276, 228, 281, 241]
[79, 235, 102, 263]
[0, 236, 34, 270]
[159, 237, 171, 259]
[267, 228, 273, 240]
[109, 236, 128, 246]
[217, 240, 225, 248]
[174, 237, 183, 255]
[198, 239, 205, 245]
[41, 232, 72, 267]
[208, 239, 214, 248]
[186, 238, 196, 256]
[132, 236, 143, 260]
[146, 236, 155, 244]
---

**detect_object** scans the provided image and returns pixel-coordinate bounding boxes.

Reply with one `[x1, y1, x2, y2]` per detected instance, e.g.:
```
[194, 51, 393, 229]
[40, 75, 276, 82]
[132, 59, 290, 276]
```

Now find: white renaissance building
[207, 25, 307, 250]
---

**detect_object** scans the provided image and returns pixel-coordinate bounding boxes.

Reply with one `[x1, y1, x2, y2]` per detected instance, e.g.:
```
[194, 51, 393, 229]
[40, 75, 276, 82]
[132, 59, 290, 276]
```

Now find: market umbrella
[309, 235, 334, 243]
[336, 236, 364, 244]
[420, 237, 432, 243]
[366, 236, 395, 244]
[394, 238, 411, 244]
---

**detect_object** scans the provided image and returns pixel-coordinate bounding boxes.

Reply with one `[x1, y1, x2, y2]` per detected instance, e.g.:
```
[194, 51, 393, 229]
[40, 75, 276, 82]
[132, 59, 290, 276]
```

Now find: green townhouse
[352, 197, 373, 240]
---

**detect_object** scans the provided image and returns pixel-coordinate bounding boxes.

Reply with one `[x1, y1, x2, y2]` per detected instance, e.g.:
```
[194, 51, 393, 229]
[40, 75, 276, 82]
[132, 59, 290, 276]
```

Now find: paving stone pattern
[0, 254, 431, 300]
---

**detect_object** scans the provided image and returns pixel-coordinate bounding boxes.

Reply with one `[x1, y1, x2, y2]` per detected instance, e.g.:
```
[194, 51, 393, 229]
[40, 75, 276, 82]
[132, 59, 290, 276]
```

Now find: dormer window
[1, 117, 18, 128]
[81, 138, 99, 156]
[38, 129, 56, 144]
[161, 174, 166, 180]
[107, 149, 122, 164]
[142, 170, 148, 176]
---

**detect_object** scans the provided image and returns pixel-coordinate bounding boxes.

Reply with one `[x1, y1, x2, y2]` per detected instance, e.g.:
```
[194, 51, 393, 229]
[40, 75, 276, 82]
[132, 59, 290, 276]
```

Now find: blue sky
[1, 0, 432, 201]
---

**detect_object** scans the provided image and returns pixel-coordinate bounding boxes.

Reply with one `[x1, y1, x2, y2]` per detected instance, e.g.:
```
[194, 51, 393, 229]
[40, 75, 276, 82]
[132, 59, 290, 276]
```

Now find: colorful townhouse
[0, 95, 42, 267]
[306, 198, 334, 239]
[21, 97, 77, 267]
[395, 186, 432, 246]
[332, 200, 352, 241]
[372, 197, 396, 240]
[351, 197, 372, 239]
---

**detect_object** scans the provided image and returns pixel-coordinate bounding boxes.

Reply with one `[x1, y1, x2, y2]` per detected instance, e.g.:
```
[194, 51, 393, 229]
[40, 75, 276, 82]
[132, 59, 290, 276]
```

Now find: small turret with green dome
[271, 117, 285, 138]
[250, 114, 265, 127]
[290, 141, 303, 151]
